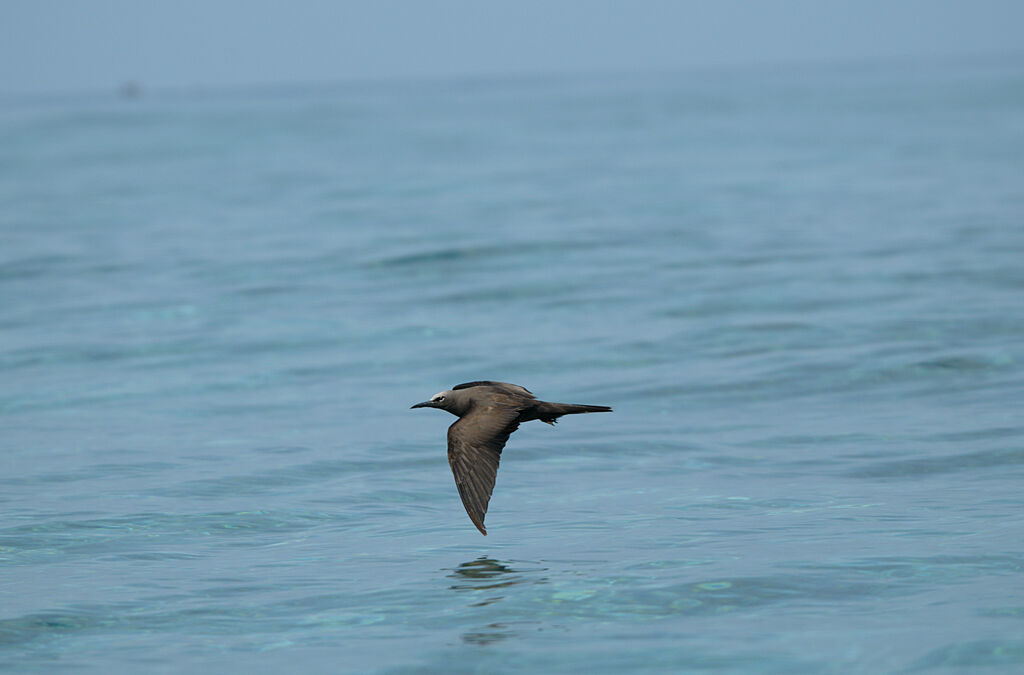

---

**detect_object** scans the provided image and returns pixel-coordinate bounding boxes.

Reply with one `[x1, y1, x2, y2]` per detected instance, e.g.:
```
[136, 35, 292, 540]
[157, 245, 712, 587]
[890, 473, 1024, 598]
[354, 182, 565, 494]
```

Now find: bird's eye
[435, 396, 445, 402]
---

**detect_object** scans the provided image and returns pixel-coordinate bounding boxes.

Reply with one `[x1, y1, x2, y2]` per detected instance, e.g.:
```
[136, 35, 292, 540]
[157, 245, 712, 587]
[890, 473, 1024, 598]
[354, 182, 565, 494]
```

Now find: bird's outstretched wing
[446, 405, 522, 535]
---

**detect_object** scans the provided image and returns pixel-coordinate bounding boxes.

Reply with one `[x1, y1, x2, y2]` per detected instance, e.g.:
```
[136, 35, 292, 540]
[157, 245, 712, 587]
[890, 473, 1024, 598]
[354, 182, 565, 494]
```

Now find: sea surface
[2, 58, 1024, 673]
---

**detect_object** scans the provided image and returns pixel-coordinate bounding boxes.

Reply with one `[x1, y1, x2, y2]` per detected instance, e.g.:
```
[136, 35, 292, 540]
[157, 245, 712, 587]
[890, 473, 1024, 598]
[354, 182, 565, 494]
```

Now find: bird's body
[411, 381, 612, 535]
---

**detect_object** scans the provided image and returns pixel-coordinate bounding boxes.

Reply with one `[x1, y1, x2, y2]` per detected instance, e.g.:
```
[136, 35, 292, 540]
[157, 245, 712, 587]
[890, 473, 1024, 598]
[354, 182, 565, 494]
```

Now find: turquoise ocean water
[3, 59, 1024, 672]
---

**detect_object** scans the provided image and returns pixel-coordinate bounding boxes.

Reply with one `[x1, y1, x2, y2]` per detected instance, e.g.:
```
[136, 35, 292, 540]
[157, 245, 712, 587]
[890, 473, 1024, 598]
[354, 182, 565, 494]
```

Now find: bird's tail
[535, 401, 612, 424]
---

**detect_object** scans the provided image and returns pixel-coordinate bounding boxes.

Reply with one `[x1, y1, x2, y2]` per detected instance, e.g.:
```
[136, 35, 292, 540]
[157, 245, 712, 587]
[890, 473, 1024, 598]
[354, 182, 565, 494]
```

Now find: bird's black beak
[410, 401, 432, 409]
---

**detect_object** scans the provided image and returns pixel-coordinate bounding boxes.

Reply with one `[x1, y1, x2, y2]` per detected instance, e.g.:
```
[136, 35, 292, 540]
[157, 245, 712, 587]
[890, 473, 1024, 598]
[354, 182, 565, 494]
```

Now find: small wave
[848, 447, 1024, 479]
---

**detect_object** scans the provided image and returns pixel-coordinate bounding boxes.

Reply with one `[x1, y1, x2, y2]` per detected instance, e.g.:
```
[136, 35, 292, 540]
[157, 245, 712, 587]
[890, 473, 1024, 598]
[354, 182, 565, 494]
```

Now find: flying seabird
[411, 381, 612, 535]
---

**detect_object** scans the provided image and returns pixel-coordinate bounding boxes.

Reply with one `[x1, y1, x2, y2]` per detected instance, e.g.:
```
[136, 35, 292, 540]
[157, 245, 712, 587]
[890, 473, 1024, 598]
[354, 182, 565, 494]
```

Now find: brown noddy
[411, 381, 612, 535]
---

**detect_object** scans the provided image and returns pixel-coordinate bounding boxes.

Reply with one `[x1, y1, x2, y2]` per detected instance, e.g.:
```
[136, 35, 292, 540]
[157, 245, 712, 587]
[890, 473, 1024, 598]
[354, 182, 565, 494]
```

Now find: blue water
[3, 59, 1024, 673]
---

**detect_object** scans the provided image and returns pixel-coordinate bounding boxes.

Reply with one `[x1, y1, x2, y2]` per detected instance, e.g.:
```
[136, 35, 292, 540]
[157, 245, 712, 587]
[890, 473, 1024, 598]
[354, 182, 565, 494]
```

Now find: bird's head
[410, 389, 468, 416]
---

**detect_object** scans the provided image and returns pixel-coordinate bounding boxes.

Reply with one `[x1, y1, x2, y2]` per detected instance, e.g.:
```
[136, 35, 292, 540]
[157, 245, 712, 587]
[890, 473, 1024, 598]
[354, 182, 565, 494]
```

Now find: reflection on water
[462, 622, 517, 646]
[447, 557, 541, 589]
[446, 557, 548, 644]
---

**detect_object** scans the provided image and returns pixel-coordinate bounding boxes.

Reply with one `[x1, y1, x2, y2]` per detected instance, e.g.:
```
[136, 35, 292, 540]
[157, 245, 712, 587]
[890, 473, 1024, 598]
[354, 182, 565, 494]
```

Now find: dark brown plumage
[411, 381, 612, 535]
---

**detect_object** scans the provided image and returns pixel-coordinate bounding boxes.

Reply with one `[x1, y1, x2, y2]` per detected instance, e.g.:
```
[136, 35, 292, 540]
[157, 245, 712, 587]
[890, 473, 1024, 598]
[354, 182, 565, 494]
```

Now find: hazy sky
[2, 0, 1022, 95]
